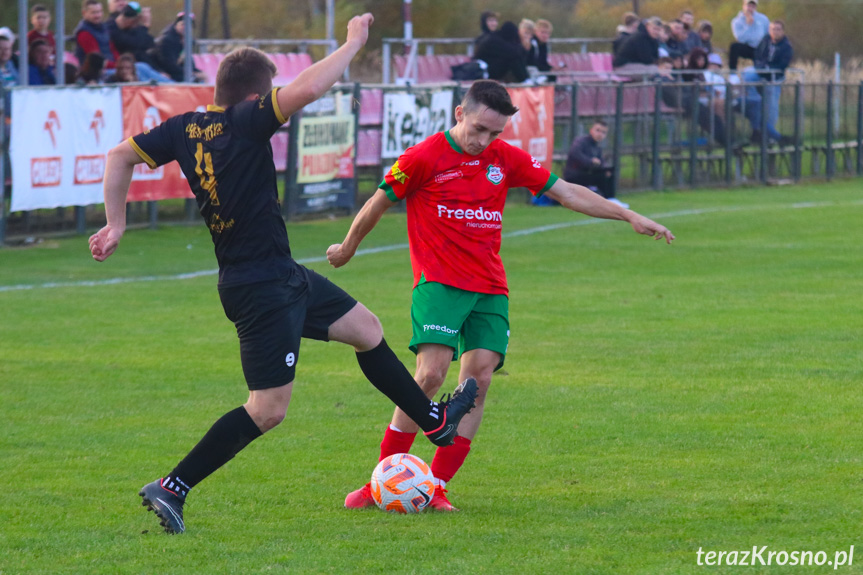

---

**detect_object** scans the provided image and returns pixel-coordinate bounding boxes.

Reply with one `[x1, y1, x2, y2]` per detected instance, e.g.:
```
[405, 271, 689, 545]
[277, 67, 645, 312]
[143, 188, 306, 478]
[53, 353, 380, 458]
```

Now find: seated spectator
[149, 12, 202, 82]
[0, 35, 18, 88]
[656, 56, 729, 148]
[64, 62, 79, 84]
[76, 52, 105, 84]
[474, 21, 529, 83]
[563, 120, 627, 208]
[0, 28, 19, 70]
[666, 19, 695, 60]
[27, 5, 56, 55]
[701, 53, 740, 118]
[680, 46, 707, 83]
[28, 40, 56, 85]
[743, 20, 793, 145]
[108, 1, 171, 82]
[696, 21, 713, 53]
[518, 19, 535, 55]
[106, 52, 137, 82]
[612, 17, 662, 77]
[476, 11, 499, 48]
[729, 0, 769, 71]
[74, 0, 118, 70]
[527, 19, 562, 82]
[613, 12, 640, 58]
[658, 23, 672, 58]
[679, 10, 701, 50]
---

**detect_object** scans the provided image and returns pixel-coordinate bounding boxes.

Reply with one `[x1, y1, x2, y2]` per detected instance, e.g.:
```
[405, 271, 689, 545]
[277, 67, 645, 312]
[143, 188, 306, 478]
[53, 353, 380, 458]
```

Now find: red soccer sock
[431, 436, 472, 484]
[379, 425, 418, 462]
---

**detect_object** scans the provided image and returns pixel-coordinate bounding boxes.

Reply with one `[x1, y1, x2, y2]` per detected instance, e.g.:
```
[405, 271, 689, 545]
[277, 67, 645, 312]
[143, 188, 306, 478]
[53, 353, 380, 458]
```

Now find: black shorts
[217, 264, 358, 390]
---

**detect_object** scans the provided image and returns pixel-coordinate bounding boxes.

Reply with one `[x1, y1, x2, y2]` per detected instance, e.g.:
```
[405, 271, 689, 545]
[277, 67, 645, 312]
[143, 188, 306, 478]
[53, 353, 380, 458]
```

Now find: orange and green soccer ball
[370, 453, 435, 513]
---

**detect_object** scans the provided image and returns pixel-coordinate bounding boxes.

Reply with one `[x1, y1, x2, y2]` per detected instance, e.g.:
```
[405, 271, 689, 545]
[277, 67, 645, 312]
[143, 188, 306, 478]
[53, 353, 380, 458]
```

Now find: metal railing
[196, 38, 338, 55]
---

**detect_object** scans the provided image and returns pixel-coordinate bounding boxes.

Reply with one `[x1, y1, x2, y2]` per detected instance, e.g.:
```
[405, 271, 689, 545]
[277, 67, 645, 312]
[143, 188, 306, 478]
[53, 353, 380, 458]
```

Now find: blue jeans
[135, 62, 174, 84]
[743, 69, 782, 139]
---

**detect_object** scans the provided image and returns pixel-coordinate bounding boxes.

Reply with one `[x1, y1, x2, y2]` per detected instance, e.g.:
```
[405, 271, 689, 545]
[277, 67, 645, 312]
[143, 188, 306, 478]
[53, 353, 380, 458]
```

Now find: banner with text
[500, 85, 555, 170]
[381, 89, 454, 162]
[122, 85, 214, 202]
[10, 87, 123, 211]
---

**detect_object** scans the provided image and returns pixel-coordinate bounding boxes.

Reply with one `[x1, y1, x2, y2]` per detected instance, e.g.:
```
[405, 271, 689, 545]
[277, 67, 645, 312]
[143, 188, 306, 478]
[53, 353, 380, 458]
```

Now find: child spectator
[696, 21, 713, 53]
[476, 11, 499, 48]
[27, 5, 56, 55]
[28, 39, 56, 85]
[76, 52, 105, 84]
[105, 52, 137, 82]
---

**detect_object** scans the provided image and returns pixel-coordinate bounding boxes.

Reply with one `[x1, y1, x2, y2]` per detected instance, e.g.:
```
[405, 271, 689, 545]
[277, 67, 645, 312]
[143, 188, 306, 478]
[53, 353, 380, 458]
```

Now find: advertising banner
[381, 89, 454, 161]
[122, 85, 214, 202]
[10, 86, 123, 211]
[500, 85, 555, 169]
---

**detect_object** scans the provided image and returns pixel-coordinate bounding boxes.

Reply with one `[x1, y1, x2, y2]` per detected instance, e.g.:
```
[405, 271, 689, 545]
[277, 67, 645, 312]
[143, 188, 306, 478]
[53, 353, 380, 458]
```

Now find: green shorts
[409, 281, 509, 369]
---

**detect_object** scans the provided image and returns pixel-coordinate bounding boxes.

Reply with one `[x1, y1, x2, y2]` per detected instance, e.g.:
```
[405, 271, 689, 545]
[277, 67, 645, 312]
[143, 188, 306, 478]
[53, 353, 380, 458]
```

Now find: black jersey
[129, 88, 292, 287]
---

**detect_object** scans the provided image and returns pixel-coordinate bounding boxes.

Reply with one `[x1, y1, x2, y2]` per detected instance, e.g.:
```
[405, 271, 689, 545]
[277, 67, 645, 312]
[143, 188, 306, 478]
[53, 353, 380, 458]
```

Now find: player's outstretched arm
[327, 188, 397, 267]
[89, 141, 145, 262]
[275, 13, 373, 120]
[544, 179, 675, 244]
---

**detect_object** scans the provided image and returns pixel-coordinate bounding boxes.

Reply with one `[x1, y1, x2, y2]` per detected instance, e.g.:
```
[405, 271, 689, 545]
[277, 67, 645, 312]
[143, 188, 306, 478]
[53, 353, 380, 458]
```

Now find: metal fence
[1, 79, 861, 245]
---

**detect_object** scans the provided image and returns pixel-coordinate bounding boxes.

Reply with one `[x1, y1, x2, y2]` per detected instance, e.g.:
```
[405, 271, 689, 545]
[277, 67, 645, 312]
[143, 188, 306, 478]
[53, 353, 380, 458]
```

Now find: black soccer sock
[165, 406, 263, 496]
[356, 338, 441, 432]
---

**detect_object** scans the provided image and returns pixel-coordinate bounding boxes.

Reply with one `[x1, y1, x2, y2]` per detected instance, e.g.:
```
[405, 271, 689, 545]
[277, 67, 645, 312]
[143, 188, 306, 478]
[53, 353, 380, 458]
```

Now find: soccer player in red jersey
[328, 79, 675, 511]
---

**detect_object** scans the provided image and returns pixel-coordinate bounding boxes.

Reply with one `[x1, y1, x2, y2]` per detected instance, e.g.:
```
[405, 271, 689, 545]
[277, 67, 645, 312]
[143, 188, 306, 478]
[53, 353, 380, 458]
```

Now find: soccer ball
[370, 453, 435, 513]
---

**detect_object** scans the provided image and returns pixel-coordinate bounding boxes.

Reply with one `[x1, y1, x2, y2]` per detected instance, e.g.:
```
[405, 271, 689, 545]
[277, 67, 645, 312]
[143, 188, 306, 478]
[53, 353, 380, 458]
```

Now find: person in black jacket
[108, 1, 171, 82]
[148, 12, 202, 82]
[562, 120, 627, 207]
[474, 21, 529, 83]
[475, 10, 499, 48]
[612, 17, 662, 77]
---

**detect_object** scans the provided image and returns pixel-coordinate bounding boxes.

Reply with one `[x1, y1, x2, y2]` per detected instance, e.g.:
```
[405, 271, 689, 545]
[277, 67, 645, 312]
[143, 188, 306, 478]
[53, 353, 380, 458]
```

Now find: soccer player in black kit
[88, 13, 477, 535]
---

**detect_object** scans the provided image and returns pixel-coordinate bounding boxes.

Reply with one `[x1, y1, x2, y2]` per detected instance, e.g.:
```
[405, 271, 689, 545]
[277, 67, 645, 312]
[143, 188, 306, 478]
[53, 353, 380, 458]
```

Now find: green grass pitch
[2, 181, 862, 574]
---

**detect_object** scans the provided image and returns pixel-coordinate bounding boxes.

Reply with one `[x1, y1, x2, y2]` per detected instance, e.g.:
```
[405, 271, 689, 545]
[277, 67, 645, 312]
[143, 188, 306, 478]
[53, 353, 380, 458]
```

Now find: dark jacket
[73, 19, 115, 67]
[753, 35, 793, 81]
[28, 63, 55, 85]
[527, 37, 552, 72]
[564, 135, 604, 179]
[148, 23, 184, 81]
[475, 22, 529, 83]
[612, 22, 659, 67]
[108, 19, 156, 67]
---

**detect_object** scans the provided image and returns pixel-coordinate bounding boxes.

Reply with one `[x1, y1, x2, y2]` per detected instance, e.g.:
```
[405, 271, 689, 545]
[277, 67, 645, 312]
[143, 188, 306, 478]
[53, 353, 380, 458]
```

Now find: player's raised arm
[544, 178, 675, 244]
[327, 188, 398, 267]
[275, 13, 373, 120]
[89, 140, 147, 261]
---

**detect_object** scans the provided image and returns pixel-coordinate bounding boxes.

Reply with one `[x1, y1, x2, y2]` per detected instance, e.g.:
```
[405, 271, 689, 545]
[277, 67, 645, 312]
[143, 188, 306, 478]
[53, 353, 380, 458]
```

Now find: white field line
[0, 200, 858, 293]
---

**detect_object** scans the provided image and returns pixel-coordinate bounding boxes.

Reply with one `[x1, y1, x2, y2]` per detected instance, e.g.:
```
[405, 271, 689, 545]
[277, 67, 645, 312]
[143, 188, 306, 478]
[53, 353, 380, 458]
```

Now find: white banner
[10, 86, 123, 211]
[381, 89, 453, 160]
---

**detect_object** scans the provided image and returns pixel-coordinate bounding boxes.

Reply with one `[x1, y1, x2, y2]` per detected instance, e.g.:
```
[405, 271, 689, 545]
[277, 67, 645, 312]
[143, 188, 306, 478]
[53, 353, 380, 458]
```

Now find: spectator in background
[76, 52, 105, 84]
[729, 0, 769, 71]
[527, 19, 561, 82]
[563, 120, 627, 208]
[474, 21, 529, 83]
[476, 11, 499, 48]
[518, 19, 535, 54]
[75, 0, 117, 71]
[27, 5, 56, 55]
[107, 0, 128, 21]
[743, 20, 793, 145]
[680, 46, 707, 83]
[696, 21, 713, 53]
[657, 56, 730, 148]
[105, 52, 137, 82]
[658, 23, 672, 58]
[108, 1, 171, 82]
[666, 19, 694, 60]
[0, 35, 18, 89]
[612, 17, 662, 77]
[28, 40, 56, 85]
[679, 10, 700, 49]
[149, 12, 202, 82]
[613, 12, 640, 58]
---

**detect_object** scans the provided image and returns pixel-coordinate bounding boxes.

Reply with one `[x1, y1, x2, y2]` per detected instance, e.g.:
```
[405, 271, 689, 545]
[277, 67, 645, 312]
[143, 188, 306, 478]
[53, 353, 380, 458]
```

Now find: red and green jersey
[380, 130, 558, 295]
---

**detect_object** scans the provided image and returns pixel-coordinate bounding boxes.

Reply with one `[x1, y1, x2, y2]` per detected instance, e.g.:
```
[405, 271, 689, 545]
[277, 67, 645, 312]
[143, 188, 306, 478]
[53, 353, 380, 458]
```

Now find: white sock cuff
[389, 424, 404, 433]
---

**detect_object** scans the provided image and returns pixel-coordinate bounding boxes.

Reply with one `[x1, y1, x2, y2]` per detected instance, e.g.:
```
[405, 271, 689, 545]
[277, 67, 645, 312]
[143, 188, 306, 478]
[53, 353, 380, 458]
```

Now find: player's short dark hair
[214, 47, 276, 108]
[461, 80, 519, 117]
[31, 4, 49, 14]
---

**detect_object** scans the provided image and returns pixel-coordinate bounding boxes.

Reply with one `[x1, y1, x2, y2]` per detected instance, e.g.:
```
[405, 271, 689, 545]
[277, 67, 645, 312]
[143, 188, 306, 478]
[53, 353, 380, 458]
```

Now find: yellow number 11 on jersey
[195, 143, 220, 206]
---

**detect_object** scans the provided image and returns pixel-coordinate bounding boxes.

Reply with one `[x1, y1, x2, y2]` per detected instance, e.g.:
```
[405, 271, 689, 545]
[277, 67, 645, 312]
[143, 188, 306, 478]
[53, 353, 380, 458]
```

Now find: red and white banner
[501, 86, 555, 170]
[122, 85, 214, 202]
[10, 87, 123, 211]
